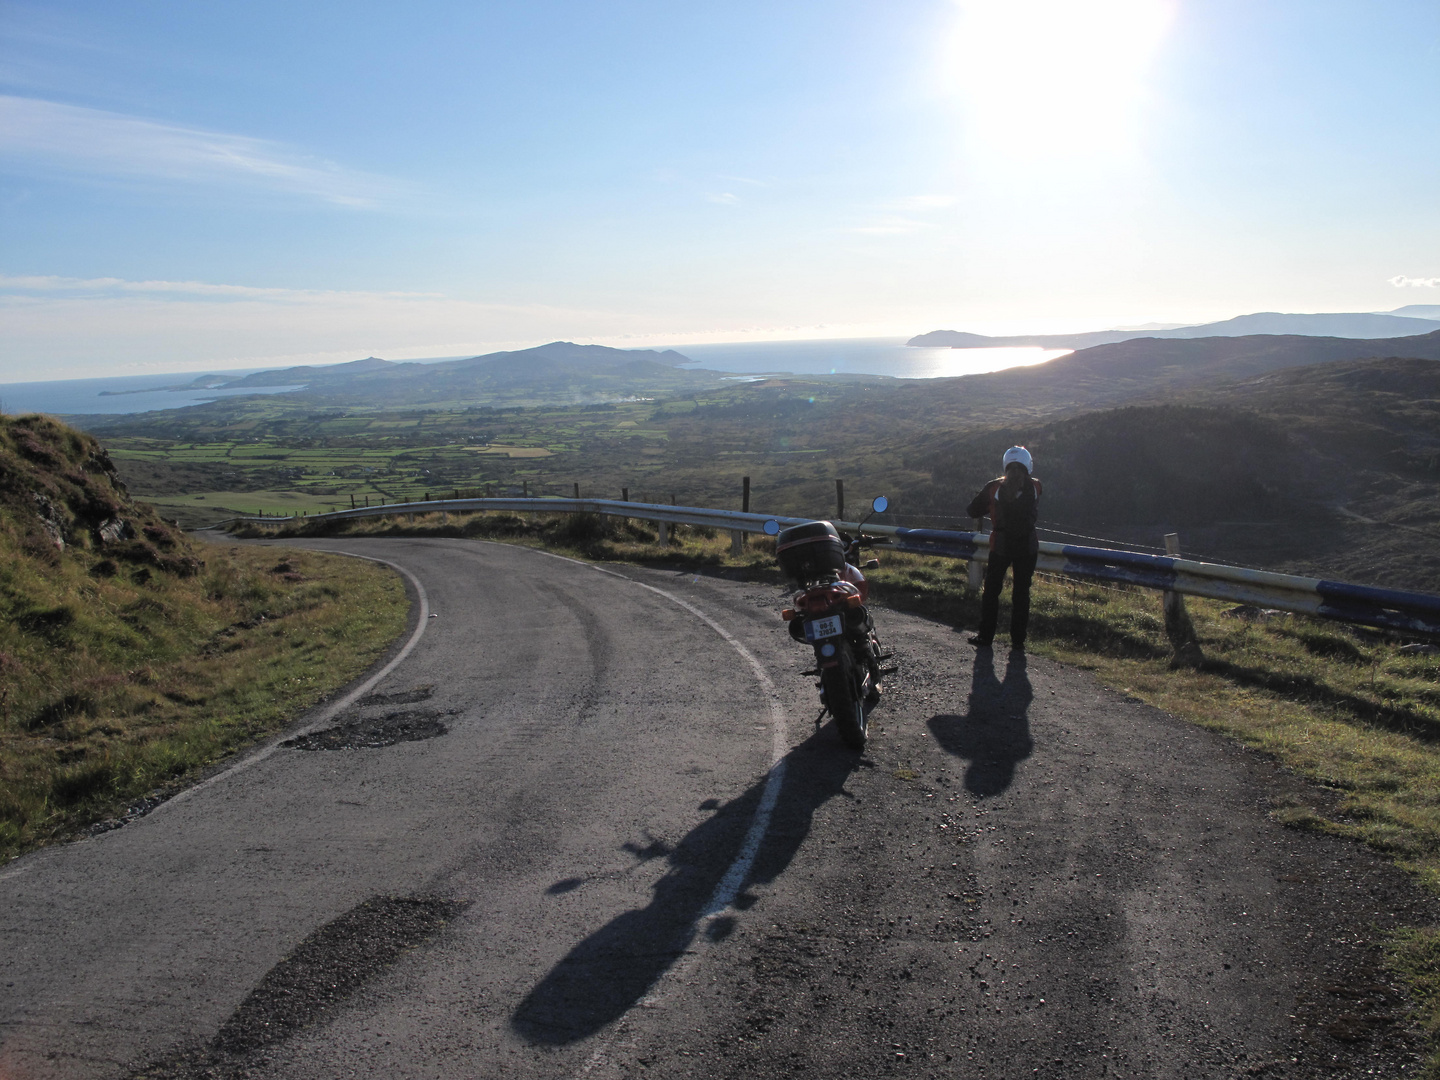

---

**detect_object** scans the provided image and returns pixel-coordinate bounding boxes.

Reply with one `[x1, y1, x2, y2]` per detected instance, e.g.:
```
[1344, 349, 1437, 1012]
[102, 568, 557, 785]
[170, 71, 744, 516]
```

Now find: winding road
[0, 537, 1433, 1079]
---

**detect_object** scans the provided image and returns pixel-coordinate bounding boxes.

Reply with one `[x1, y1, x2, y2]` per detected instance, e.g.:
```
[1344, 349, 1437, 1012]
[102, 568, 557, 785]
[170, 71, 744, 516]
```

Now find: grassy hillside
[905, 357, 1440, 589]
[0, 414, 409, 860]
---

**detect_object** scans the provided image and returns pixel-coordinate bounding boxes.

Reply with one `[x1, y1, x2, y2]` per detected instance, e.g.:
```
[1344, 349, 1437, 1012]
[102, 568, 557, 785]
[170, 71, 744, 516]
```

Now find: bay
[0, 372, 303, 416]
[0, 338, 1070, 417]
[670, 336, 1071, 379]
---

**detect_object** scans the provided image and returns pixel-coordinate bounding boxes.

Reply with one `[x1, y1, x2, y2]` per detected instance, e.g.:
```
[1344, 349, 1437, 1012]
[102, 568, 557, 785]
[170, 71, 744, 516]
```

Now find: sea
[669, 337, 1067, 379]
[0, 372, 304, 417]
[0, 338, 1069, 416]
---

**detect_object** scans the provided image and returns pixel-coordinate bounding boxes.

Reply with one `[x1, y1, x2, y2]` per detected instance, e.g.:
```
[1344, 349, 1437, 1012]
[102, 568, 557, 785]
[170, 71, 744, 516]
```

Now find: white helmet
[1002, 446, 1033, 473]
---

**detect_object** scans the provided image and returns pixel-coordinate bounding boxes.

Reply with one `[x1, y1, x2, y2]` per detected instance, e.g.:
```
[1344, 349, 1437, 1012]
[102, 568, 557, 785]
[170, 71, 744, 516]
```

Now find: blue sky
[2, 0, 1438, 379]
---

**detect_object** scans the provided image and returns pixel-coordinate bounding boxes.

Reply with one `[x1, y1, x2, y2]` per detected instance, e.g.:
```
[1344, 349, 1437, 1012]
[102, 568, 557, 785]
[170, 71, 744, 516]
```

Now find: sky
[1, 0, 1438, 380]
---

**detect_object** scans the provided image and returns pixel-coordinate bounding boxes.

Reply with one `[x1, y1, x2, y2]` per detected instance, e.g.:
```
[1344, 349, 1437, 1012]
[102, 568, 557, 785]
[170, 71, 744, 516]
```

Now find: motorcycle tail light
[781, 608, 796, 621]
[846, 594, 863, 608]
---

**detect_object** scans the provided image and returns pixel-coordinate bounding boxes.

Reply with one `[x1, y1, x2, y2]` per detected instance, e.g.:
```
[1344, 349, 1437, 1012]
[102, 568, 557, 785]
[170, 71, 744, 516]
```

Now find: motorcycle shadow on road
[926, 650, 1033, 796]
[511, 727, 861, 1046]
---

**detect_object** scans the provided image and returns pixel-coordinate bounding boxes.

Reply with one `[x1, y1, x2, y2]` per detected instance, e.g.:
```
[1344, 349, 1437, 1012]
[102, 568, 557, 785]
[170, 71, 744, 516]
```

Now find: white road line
[0, 549, 432, 882]
[586, 564, 790, 913]
[560, 559, 791, 1079]
[139, 552, 431, 818]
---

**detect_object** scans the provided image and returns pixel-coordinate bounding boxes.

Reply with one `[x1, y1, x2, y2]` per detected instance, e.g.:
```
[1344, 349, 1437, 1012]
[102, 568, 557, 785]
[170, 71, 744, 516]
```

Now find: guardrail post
[967, 519, 985, 594]
[658, 520, 669, 545]
[836, 479, 845, 521]
[574, 482, 580, 498]
[1163, 532, 1204, 668]
[732, 476, 749, 556]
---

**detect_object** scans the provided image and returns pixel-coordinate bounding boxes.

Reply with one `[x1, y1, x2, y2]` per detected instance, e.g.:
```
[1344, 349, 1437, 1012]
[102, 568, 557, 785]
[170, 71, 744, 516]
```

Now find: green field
[96, 385, 906, 529]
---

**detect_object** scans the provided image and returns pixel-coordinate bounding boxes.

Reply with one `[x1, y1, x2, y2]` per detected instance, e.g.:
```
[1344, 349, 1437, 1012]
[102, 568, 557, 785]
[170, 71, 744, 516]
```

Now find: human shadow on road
[928, 650, 1033, 796]
[511, 727, 860, 1045]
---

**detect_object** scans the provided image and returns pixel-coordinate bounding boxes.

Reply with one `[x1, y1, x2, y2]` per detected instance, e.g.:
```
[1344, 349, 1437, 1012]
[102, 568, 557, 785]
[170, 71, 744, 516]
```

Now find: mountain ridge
[909, 310, 1440, 350]
[219, 341, 692, 389]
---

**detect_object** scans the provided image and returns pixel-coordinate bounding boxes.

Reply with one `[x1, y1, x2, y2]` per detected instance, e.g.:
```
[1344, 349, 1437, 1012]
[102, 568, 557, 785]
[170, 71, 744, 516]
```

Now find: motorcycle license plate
[804, 615, 844, 641]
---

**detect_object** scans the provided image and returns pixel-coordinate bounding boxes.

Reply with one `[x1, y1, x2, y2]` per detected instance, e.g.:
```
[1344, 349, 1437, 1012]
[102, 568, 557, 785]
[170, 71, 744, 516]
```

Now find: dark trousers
[977, 545, 1038, 646]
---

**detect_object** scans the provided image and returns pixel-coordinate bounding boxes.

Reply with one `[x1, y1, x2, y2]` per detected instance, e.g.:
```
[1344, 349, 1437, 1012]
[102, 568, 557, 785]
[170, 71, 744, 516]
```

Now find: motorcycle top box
[775, 521, 846, 582]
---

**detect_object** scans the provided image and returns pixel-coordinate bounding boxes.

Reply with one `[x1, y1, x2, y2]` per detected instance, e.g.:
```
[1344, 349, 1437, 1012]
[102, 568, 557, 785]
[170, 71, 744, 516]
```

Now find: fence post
[350, 494, 355, 509]
[622, 487, 629, 502]
[835, 479, 845, 521]
[732, 476, 749, 556]
[522, 480, 528, 497]
[1163, 532, 1204, 668]
[574, 482, 580, 499]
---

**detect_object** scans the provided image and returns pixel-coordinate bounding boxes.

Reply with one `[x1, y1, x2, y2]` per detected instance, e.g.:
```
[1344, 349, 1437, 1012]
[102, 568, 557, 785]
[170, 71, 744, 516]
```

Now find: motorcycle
[763, 496, 894, 750]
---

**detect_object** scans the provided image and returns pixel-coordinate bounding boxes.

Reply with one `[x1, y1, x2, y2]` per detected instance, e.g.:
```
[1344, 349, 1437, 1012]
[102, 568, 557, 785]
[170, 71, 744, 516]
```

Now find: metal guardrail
[224, 497, 1440, 637]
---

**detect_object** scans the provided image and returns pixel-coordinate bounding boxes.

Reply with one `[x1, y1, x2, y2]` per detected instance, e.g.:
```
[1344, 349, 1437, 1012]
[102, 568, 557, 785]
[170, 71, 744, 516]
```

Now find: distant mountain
[220, 355, 398, 387]
[902, 329, 1440, 415]
[1161, 311, 1440, 339]
[78, 341, 718, 413]
[908, 310, 1440, 350]
[913, 354, 1440, 589]
[1391, 304, 1440, 320]
[215, 342, 691, 391]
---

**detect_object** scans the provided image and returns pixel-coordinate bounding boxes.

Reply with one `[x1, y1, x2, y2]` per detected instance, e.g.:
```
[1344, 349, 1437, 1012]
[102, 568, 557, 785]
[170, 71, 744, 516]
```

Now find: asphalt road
[1, 536, 1434, 1079]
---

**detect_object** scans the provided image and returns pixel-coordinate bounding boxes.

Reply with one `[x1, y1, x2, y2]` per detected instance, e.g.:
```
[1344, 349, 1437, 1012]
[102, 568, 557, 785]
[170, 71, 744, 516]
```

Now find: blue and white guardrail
[223, 496, 1440, 637]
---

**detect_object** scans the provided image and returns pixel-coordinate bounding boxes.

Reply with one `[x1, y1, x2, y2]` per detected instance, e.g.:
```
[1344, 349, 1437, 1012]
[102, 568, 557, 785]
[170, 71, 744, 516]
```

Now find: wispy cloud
[887, 194, 956, 211]
[0, 274, 441, 301]
[847, 216, 930, 236]
[705, 191, 740, 205]
[846, 194, 955, 235]
[1390, 275, 1440, 288]
[0, 95, 403, 207]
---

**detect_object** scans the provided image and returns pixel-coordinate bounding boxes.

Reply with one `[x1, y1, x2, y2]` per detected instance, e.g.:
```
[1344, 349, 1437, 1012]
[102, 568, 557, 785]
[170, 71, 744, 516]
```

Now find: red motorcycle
[764, 496, 892, 750]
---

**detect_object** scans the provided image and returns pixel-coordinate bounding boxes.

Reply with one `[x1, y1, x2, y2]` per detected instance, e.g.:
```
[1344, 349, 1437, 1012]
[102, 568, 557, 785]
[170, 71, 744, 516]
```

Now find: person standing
[966, 446, 1042, 651]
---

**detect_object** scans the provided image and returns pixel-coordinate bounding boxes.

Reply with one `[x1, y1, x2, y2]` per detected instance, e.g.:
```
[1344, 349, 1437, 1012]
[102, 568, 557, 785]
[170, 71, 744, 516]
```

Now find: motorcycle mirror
[762, 518, 781, 536]
[871, 495, 889, 514]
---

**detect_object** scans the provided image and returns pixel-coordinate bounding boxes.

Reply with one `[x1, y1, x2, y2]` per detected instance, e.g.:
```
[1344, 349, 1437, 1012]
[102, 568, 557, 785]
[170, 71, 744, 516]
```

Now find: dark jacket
[967, 475, 1043, 555]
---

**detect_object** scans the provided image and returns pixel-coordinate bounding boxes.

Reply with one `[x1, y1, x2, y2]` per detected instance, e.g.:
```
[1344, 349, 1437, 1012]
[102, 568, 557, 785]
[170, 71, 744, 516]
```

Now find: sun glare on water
[943, 0, 1177, 163]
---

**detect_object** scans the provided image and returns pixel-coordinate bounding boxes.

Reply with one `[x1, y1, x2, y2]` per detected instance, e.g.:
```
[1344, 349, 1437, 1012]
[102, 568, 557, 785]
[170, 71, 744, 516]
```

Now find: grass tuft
[0, 544, 406, 860]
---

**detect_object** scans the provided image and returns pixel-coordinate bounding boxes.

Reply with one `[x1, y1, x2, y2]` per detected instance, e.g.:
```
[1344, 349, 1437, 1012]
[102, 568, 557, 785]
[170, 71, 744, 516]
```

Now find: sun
[941, 0, 1177, 164]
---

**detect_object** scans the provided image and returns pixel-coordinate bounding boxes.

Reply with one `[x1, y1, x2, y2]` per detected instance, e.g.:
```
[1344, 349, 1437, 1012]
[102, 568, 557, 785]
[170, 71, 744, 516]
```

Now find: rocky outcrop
[0, 414, 201, 576]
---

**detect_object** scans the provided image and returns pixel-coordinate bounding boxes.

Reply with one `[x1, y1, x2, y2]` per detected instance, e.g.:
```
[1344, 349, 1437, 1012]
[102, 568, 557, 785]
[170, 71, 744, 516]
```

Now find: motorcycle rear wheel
[821, 649, 867, 751]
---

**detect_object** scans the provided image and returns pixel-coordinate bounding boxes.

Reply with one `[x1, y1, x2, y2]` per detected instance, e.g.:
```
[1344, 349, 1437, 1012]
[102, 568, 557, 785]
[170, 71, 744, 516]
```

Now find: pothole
[130, 895, 468, 1078]
[282, 709, 450, 750]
